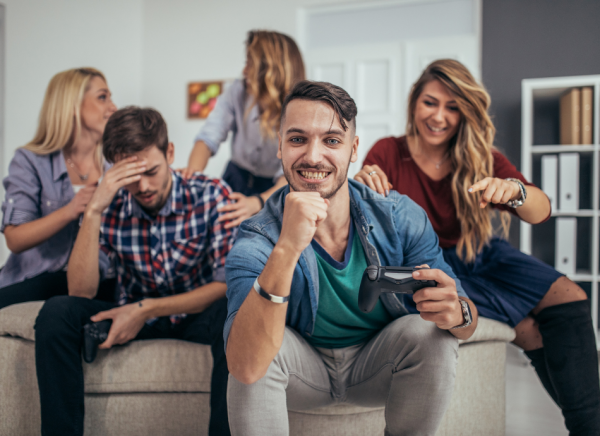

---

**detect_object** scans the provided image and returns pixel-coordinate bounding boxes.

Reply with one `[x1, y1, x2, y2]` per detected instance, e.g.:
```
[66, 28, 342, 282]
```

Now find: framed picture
[187, 81, 224, 119]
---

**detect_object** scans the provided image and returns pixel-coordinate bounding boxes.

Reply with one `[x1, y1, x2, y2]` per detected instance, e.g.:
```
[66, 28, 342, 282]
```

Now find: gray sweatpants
[227, 315, 459, 436]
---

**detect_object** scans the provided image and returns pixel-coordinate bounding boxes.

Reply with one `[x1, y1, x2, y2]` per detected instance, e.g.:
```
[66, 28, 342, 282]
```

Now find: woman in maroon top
[356, 59, 599, 434]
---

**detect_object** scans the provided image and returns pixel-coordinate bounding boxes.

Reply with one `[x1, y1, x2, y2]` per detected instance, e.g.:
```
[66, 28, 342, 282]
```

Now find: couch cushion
[0, 302, 512, 395]
[1, 302, 515, 346]
[84, 339, 213, 394]
[0, 301, 214, 394]
[460, 317, 515, 345]
[0, 301, 43, 341]
[290, 403, 383, 415]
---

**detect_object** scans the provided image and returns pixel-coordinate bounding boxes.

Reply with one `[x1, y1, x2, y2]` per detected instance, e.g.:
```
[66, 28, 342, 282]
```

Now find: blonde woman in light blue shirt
[0, 68, 116, 308]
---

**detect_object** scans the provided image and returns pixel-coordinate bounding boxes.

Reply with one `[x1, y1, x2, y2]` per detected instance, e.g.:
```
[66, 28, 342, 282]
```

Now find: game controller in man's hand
[82, 320, 112, 363]
[358, 265, 437, 313]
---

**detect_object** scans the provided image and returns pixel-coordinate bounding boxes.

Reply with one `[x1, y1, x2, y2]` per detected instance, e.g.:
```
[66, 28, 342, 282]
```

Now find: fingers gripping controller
[358, 266, 437, 313]
[82, 320, 112, 363]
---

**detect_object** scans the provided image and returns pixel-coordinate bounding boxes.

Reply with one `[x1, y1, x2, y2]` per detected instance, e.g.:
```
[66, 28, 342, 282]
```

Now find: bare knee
[513, 316, 543, 351]
[533, 277, 587, 315]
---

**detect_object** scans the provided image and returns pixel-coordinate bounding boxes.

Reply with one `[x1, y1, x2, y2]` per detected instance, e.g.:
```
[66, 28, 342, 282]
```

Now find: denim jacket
[224, 179, 467, 348]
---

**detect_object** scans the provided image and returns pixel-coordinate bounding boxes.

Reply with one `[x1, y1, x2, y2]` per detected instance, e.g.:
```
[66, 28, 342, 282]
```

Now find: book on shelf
[558, 153, 579, 212]
[541, 155, 557, 211]
[560, 88, 581, 145]
[555, 217, 577, 276]
[581, 87, 593, 145]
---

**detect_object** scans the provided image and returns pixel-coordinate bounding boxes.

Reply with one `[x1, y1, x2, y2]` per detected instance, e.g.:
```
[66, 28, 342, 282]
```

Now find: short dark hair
[280, 80, 357, 132]
[103, 106, 169, 163]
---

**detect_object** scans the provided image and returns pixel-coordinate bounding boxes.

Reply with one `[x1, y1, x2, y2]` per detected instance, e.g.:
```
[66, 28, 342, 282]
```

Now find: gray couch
[0, 301, 515, 436]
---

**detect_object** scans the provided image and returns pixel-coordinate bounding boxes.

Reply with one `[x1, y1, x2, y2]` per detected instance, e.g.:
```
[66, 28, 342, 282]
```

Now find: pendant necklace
[420, 146, 450, 169]
[66, 158, 90, 181]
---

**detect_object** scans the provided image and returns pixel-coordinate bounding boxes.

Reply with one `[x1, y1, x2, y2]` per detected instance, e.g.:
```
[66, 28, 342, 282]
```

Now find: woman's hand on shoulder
[176, 166, 201, 179]
[217, 192, 262, 229]
[468, 177, 521, 208]
[354, 165, 392, 196]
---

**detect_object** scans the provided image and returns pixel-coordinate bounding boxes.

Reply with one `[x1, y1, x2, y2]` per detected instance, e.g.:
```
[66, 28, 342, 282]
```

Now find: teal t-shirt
[307, 222, 393, 349]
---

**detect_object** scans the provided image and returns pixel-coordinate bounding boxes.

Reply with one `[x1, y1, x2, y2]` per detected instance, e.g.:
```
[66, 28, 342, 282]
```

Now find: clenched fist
[277, 192, 329, 258]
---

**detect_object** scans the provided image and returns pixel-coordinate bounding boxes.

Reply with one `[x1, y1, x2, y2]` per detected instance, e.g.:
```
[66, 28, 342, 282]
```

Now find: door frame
[297, 0, 482, 73]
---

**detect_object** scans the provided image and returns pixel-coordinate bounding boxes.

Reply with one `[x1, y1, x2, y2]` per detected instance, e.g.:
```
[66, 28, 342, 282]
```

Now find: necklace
[423, 152, 449, 169]
[66, 158, 90, 181]
[418, 144, 450, 169]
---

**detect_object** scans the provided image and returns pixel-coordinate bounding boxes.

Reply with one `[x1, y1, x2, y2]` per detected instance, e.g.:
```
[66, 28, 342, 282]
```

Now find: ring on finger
[368, 171, 377, 176]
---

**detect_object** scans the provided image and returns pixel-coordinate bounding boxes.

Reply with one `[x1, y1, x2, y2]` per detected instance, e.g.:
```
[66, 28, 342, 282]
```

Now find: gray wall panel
[482, 0, 600, 247]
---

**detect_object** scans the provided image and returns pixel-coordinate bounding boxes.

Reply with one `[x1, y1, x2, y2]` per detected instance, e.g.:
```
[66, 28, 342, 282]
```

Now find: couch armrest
[459, 317, 515, 345]
[0, 301, 44, 341]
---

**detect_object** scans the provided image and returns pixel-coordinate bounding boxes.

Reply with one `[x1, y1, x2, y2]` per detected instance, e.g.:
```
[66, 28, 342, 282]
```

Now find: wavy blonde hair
[406, 59, 509, 262]
[24, 67, 106, 166]
[244, 30, 305, 138]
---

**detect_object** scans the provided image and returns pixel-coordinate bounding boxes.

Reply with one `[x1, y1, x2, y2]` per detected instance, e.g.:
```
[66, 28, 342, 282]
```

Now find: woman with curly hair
[355, 59, 599, 435]
[182, 30, 305, 228]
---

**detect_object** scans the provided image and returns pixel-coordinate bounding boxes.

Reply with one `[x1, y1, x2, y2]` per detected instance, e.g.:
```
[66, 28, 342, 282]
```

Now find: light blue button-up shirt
[0, 148, 111, 288]
[194, 79, 284, 182]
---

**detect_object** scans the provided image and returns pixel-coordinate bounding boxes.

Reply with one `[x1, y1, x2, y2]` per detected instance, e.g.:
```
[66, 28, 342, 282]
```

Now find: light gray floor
[505, 344, 568, 436]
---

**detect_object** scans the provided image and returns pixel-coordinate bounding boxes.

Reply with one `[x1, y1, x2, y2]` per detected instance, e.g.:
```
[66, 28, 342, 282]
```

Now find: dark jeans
[35, 296, 230, 436]
[222, 161, 275, 196]
[0, 271, 116, 310]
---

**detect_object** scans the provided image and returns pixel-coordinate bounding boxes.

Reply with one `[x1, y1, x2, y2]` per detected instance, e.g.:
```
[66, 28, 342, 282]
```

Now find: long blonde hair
[406, 59, 509, 263]
[24, 68, 106, 161]
[244, 30, 305, 138]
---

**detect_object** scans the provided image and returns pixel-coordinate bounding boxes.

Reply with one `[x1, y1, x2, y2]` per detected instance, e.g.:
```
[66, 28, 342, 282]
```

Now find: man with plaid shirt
[35, 107, 235, 436]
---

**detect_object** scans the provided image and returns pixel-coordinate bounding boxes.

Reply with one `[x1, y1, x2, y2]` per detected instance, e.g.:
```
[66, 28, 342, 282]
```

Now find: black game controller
[82, 320, 112, 363]
[358, 265, 437, 313]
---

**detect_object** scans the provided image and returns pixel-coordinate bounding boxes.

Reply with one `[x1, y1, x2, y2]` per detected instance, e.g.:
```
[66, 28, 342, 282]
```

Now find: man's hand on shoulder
[87, 156, 147, 216]
[91, 302, 149, 349]
[277, 191, 329, 258]
[411, 268, 464, 330]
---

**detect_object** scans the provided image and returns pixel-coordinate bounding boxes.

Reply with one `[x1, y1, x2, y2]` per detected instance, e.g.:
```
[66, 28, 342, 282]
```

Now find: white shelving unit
[521, 75, 600, 345]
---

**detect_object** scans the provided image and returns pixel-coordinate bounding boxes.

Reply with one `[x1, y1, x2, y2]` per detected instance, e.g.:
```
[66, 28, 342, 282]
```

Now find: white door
[305, 36, 480, 179]
[306, 43, 403, 178]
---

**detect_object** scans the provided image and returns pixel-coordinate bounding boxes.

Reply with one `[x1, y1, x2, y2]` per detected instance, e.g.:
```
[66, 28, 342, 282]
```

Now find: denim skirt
[442, 237, 563, 328]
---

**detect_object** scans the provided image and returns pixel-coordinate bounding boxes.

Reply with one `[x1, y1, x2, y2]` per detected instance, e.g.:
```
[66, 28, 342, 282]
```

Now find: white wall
[141, 0, 351, 177]
[0, 0, 143, 266]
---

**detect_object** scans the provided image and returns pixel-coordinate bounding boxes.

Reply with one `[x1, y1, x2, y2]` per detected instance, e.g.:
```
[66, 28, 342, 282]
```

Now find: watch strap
[451, 300, 473, 329]
[505, 178, 527, 208]
[253, 194, 265, 209]
[254, 278, 289, 304]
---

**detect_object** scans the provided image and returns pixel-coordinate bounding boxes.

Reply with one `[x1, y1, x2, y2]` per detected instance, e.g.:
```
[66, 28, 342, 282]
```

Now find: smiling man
[34, 107, 234, 436]
[224, 81, 478, 436]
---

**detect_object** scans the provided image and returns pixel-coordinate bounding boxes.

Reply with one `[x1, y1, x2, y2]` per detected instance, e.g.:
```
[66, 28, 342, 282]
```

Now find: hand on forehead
[113, 145, 164, 165]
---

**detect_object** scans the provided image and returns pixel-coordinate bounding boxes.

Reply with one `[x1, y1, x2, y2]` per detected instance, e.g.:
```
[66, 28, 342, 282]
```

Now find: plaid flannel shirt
[99, 170, 236, 324]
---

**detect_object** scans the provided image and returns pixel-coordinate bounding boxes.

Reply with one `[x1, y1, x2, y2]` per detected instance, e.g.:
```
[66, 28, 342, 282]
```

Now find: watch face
[462, 301, 471, 322]
[457, 300, 472, 328]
